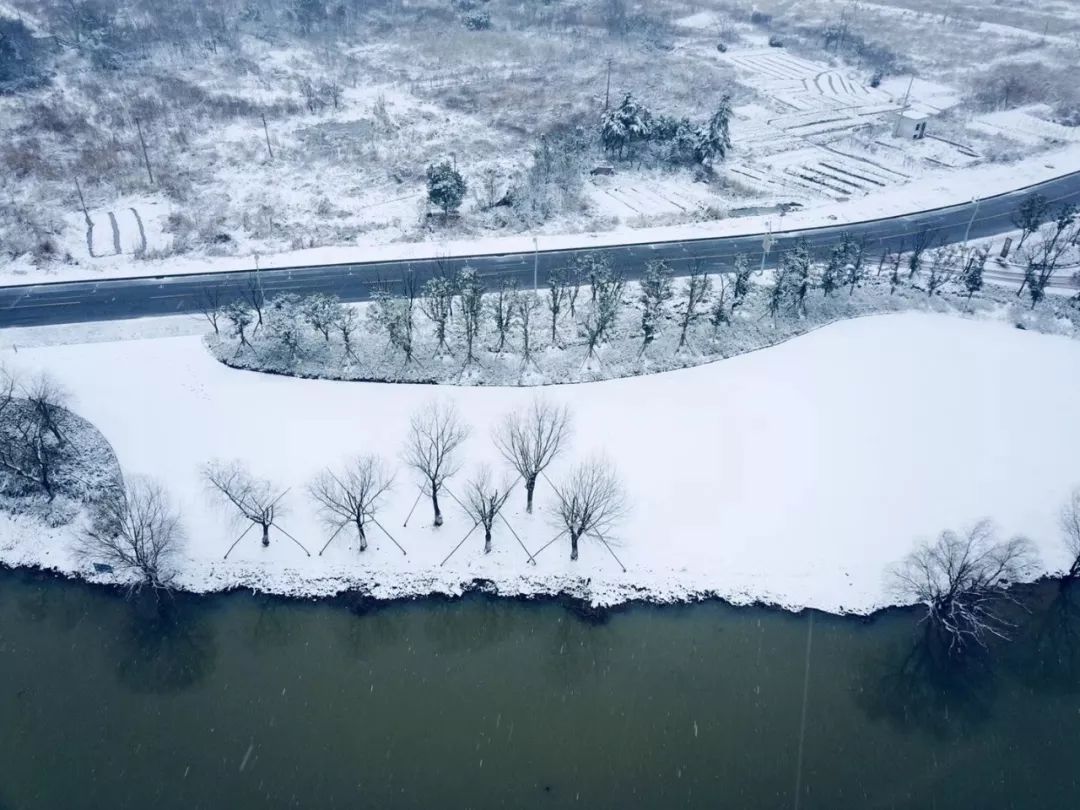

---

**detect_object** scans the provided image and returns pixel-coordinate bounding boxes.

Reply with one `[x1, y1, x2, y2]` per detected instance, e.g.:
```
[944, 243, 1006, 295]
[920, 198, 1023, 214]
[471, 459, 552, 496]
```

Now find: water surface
[1, 570, 1078, 809]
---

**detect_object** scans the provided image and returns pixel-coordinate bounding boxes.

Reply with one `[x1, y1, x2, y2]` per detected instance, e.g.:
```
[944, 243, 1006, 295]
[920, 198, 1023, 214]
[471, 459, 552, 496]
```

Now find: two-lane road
[4, 170, 1080, 328]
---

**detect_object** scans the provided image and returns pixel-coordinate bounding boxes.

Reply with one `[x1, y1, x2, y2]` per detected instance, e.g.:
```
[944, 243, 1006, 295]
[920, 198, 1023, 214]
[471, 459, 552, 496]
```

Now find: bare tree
[514, 289, 540, 363]
[583, 269, 625, 358]
[369, 288, 415, 364]
[24, 374, 68, 447]
[493, 398, 571, 513]
[887, 249, 904, 294]
[204, 461, 304, 556]
[960, 246, 988, 301]
[457, 267, 485, 366]
[553, 457, 626, 561]
[309, 455, 395, 553]
[1018, 205, 1079, 307]
[0, 366, 14, 424]
[245, 273, 266, 330]
[0, 395, 64, 500]
[639, 260, 674, 351]
[224, 300, 254, 348]
[462, 466, 513, 553]
[730, 254, 753, 309]
[546, 268, 570, 345]
[846, 235, 867, 295]
[303, 294, 343, 341]
[335, 305, 362, 361]
[709, 274, 730, 329]
[675, 264, 712, 351]
[1062, 488, 1080, 579]
[907, 228, 935, 281]
[200, 284, 226, 336]
[404, 400, 470, 527]
[81, 476, 184, 592]
[489, 280, 515, 354]
[924, 247, 957, 296]
[1012, 193, 1051, 251]
[889, 521, 1038, 654]
[419, 275, 455, 356]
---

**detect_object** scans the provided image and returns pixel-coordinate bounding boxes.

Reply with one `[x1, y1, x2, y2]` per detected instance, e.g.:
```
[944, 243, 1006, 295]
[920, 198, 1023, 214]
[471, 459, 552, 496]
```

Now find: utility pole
[134, 117, 154, 185]
[892, 75, 914, 137]
[963, 196, 981, 245]
[533, 237, 539, 292]
[261, 113, 273, 160]
[603, 58, 612, 111]
[760, 220, 773, 272]
[74, 177, 91, 227]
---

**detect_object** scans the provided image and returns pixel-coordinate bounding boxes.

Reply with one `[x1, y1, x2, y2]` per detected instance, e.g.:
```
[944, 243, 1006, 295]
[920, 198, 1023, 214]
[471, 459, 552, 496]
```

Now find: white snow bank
[5, 143, 1080, 288]
[2, 313, 1079, 613]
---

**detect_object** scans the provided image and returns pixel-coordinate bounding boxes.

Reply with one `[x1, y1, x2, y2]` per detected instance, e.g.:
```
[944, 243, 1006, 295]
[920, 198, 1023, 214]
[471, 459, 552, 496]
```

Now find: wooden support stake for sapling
[439, 521, 480, 567]
[370, 517, 408, 556]
[223, 524, 256, 560]
[589, 530, 627, 573]
[261, 112, 273, 160]
[318, 522, 349, 556]
[403, 487, 424, 527]
[134, 117, 154, 185]
[531, 529, 568, 560]
[276, 525, 312, 557]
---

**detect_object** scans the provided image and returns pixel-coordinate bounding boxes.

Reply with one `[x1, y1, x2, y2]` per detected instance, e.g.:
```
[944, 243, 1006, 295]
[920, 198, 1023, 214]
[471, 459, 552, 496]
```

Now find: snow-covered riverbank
[2, 313, 1079, 613]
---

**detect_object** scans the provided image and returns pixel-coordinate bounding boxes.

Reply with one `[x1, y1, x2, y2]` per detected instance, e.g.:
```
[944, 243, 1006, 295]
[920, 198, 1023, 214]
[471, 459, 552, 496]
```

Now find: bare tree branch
[492, 398, 571, 513]
[309, 454, 395, 553]
[404, 400, 470, 527]
[553, 457, 626, 561]
[889, 521, 1039, 655]
[81, 475, 184, 593]
[461, 465, 513, 553]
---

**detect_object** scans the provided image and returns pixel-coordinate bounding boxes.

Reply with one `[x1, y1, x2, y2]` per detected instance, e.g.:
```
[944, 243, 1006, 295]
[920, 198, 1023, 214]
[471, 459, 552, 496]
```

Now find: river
[1, 569, 1078, 809]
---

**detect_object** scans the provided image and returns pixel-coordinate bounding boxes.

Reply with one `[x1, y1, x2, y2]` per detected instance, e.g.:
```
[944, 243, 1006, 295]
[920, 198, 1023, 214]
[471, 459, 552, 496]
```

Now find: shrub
[462, 11, 491, 30]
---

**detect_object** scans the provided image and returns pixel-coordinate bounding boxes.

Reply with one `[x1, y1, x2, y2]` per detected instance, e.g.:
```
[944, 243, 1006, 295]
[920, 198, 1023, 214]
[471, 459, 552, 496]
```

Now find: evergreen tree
[600, 93, 653, 159]
[694, 95, 733, 167]
[427, 161, 467, 216]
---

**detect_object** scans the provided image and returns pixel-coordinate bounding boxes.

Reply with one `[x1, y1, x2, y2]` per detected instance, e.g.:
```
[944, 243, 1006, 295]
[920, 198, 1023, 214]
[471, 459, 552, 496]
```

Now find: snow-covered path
[2, 313, 1079, 613]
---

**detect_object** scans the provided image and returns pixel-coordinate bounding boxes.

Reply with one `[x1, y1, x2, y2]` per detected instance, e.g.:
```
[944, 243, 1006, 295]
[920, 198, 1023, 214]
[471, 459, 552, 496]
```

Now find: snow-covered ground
[4, 140, 1080, 288]
[2, 312, 1078, 613]
[5, 0, 1079, 287]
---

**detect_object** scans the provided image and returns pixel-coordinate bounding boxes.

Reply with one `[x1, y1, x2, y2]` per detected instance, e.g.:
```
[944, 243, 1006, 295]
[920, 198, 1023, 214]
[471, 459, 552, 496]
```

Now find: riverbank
[3, 312, 1080, 613]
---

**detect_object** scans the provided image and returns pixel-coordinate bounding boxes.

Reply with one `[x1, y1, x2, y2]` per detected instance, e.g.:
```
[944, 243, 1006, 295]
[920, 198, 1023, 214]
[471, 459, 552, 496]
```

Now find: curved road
[3, 171, 1080, 328]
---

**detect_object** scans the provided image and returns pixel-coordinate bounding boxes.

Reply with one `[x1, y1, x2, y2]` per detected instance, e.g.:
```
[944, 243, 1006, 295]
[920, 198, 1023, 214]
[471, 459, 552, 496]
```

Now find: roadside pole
[533, 236, 539, 291]
[963, 196, 981, 245]
[760, 220, 773, 272]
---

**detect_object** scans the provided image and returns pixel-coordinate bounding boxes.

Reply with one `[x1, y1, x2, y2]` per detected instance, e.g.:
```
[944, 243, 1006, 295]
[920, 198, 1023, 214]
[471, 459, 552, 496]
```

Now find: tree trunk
[570, 531, 579, 561]
[432, 489, 443, 527]
[484, 528, 492, 554]
[357, 520, 367, 552]
[525, 477, 536, 513]
[261, 523, 270, 547]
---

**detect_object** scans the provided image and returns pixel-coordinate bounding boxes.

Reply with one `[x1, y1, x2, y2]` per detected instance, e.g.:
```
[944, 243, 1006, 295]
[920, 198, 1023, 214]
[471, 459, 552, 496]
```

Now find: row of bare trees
[79, 396, 622, 593]
[890, 489, 1080, 655]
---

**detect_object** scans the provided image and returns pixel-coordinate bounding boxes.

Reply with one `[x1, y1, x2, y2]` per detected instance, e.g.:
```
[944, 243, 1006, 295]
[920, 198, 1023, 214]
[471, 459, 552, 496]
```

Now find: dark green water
[1, 570, 1078, 810]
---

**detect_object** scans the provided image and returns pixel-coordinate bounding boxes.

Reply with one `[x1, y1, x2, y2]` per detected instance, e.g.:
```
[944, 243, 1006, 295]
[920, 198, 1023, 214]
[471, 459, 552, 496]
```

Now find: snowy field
[2, 312, 1079, 614]
[4, 140, 1080, 288]
[4, 0, 1080, 286]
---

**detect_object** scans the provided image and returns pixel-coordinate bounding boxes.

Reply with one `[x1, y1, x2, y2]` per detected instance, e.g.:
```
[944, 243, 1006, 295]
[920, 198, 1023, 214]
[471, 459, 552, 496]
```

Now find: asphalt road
[4, 170, 1080, 328]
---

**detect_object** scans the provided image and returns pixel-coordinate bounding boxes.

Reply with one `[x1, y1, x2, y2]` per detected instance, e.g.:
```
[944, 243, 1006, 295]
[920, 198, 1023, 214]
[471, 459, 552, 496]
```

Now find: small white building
[895, 110, 930, 140]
